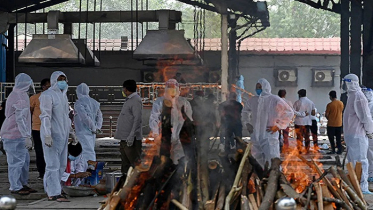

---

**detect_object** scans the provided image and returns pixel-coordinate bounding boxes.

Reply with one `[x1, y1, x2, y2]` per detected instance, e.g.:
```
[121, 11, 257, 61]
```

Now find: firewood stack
[98, 137, 369, 210]
[98, 98, 369, 210]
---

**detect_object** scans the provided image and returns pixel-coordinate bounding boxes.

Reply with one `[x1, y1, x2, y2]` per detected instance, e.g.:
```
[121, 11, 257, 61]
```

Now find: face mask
[68, 154, 77, 161]
[122, 91, 126, 98]
[57, 81, 68, 90]
[256, 89, 262, 95]
[167, 88, 177, 97]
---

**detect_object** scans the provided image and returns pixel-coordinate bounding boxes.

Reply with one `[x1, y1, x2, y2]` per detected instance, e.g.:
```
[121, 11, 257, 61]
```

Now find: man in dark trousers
[114, 80, 143, 176]
[219, 92, 243, 153]
[325, 90, 344, 154]
[30, 78, 50, 180]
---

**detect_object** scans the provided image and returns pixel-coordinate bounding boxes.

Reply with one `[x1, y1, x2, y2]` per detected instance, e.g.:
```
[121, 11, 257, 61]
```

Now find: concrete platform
[16, 195, 106, 210]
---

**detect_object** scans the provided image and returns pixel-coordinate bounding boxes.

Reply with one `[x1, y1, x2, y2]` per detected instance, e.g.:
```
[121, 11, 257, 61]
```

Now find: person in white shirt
[293, 89, 316, 153]
[62, 142, 91, 187]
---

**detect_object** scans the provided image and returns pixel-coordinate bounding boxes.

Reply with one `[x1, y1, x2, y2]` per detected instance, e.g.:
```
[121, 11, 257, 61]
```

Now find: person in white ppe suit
[149, 79, 193, 165]
[362, 87, 373, 183]
[0, 73, 36, 195]
[74, 83, 103, 166]
[342, 74, 373, 194]
[242, 78, 294, 168]
[40, 71, 77, 201]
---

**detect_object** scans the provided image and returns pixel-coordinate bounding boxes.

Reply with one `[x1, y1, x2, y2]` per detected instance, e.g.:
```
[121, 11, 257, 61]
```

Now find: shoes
[362, 190, 373, 195]
[11, 189, 30, 195]
[22, 186, 37, 193]
[368, 177, 373, 182]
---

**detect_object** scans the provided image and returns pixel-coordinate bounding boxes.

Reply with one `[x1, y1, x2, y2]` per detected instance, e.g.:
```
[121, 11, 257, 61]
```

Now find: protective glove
[25, 137, 33, 150]
[96, 129, 103, 134]
[367, 133, 373, 139]
[72, 133, 79, 145]
[246, 123, 254, 134]
[44, 136, 53, 147]
[126, 137, 134, 147]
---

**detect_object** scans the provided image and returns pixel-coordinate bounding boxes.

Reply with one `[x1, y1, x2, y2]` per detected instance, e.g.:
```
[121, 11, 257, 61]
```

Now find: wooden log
[337, 166, 354, 190]
[224, 143, 252, 210]
[258, 158, 281, 210]
[307, 197, 353, 210]
[342, 180, 367, 210]
[215, 184, 225, 210]
[321, 185, 335, 210]
[355, 162, 363, 184]
[180, 176, 191, 209]
[330, 179, 353, 209]
[205, 182, 220, 210]
[241, 195, 250, 210]
[241, 158, 252, 196]
[314, 183, 323, 210]
[311, 160, 342, 200]
[248, 194, 259, 210]
[346, 162, 365, 203]
[309, 200, 317, 210]
[171, 199, 188, 210]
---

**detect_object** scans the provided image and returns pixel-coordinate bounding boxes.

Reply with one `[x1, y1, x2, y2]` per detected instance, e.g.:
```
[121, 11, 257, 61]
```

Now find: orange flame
[282, 146, 323, 193]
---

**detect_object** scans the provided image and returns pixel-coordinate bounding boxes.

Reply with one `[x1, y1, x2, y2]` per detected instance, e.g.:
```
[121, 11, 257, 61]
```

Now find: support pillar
[350, 0, 362, 79]
[221, 5, 228, 101]
[362, 0, 373, 88]
[228, 16, 237, 86]
[6, 24, 15, 82]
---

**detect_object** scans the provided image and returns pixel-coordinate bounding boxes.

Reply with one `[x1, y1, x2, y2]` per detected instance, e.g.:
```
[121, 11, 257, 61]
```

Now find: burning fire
[282, 146, 323, 193]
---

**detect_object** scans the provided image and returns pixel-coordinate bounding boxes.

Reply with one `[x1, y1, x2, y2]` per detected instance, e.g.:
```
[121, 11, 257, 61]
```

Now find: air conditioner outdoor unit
[312, 68, 335, 87]
[143, 71, 159, 83]
[274, 68, 298, 87]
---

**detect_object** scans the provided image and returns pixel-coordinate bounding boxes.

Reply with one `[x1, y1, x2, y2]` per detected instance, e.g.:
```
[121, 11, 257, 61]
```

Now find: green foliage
[15, 0, 341, 40]
[254, 0, 340, 38]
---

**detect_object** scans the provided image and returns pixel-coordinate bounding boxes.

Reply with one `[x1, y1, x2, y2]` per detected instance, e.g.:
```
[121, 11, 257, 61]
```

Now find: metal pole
[362, 0, 373, 88]
[109, 116, 113, 138]
[221, 5, 228, 101]
[350, 0, 362, 79]
[340, 0, 349, 103]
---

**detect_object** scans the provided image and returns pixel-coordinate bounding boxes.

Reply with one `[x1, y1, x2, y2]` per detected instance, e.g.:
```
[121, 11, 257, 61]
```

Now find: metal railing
[0, 82, 222, 105]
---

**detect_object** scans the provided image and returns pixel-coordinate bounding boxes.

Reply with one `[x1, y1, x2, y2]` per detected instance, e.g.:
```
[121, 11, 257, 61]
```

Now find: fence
[0, 82, 221, 105]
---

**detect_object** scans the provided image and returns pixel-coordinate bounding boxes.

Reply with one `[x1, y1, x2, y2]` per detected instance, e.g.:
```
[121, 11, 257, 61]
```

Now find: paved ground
[1, 137, 373, 209]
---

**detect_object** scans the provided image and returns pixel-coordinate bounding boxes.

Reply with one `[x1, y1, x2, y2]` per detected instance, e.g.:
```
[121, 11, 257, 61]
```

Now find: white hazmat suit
[74, 83, 103, 163]
[39, 71, 72, 197]
[343, 74, 373, 193]
[0, 73, 33, 191]
[149, 79, 193, 164]
[362, 87, 373, 181]
[243, 78, 294, 168]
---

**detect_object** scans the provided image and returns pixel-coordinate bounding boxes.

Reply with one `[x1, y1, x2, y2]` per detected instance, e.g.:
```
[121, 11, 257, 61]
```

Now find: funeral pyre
[99, 99, 368, 210]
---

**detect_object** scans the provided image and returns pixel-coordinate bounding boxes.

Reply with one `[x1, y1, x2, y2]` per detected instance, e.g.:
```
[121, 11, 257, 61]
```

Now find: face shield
[28, 84, 36, 95]
[341, 78, 351, 94]
[164, 79, 180, 98]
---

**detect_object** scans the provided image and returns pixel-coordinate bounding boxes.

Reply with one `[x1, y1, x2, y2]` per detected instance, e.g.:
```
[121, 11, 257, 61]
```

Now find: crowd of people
[2, 71, 373, 201]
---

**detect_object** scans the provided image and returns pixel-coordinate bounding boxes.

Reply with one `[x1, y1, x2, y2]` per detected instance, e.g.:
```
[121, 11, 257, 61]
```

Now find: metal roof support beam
[7, 10, 182, 24]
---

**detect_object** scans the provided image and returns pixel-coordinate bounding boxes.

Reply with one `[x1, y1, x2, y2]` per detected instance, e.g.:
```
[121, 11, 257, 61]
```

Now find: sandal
[48, 195, 70, 202]
[22, 186, 37, 193]
[11, 190, 30, 195]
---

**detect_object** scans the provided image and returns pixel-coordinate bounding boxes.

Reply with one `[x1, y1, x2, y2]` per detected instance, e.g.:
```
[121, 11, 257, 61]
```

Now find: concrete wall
[239, 54, 341, 114]
[14, 51, 340, 113]
[15, 51, 221, 86]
